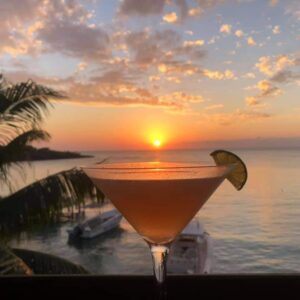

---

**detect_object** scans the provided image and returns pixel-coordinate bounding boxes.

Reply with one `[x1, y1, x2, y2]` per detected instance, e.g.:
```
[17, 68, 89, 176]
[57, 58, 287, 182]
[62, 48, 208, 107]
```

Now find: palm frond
[0, 245, 33, 275]
[0, 93, 11, 115]
[0, 75, 65, 144]
[12, 248, 89, 274]
[1, 79, 65, 119]
[0, 74, 7, 94]
[0, 168, 104, 237]
[0, 129, 50, 185]
[0, 246, 89, 275]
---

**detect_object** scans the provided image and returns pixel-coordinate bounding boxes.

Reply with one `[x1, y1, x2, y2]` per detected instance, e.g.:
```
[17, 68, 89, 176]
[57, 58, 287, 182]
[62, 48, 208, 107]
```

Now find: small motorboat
[167, 219, 212, 274]
[67, 209, 122, 240]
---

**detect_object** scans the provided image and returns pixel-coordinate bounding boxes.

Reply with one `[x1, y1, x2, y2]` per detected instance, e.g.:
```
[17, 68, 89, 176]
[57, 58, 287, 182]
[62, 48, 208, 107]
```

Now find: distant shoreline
[17, 146, 93, 162]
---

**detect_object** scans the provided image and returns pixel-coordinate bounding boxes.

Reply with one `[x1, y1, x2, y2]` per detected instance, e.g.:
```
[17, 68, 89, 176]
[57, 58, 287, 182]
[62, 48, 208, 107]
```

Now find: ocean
[7, 149, 300, 274]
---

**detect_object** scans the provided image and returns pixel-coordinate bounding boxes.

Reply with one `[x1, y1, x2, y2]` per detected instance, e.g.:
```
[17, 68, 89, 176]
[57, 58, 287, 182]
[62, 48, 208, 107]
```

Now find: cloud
[276, 55, 299, 70]
[90, 70, 133, 85]
[118, 0, 166, 16]
[160, 91, 204, 104]
[257, 80, 281, 97]
[0, 0, 109, 61]
[163, 12, 178, 23]
[186, 0, 230, 21]
[255, 56, 273, 76]
[220, 24, 232, 34]
[194, 0, 227, 10]
[76, 62, 88, 72]
[185, 30, 194, 35]
[175, 44, 206, 60]
[205, 104, 224, 110]
[271, 70, 300, 83]
[6, 68, 207, 113]
[269, 0, 279, 6]
[207, 35, 220, 44]
[183, 40, 205, 46]
[67, 79, 209, 113]
[0, 0, 44, 56]
[235, 30, 244, 37]
[247, 53, 300, 107]
[158, 63, 200, 76]
[188, 7, 203, 17]
[149, 75, 161, 82]
[202, 69, 236, 80]
[174, 0, 189, 20]
[121, 28, 207, 73]
[166, 76, 181, 83]
[124, 29, 181, 67]
[255, 54, 299, 77]
[0, 0, 38, 22]
[67, 76, 185, 110]
[244, 79, 281, 107]
[3, 70, 74, 92]
[205, 109, 272, 126]
[243, 72, 256, 79]
[245, 96, 260, 107]
[118, 0, 226, 20]
[272, 25, 280, 34]
[284, 2, 300, 21]
[37, 20, 110, 61]
[247, 36, 256, 46]
[235, 110, 272, 121]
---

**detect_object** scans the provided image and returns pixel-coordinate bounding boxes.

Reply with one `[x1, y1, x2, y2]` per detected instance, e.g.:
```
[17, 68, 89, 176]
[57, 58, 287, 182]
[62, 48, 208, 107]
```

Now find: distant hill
[13, 146, 93, 161]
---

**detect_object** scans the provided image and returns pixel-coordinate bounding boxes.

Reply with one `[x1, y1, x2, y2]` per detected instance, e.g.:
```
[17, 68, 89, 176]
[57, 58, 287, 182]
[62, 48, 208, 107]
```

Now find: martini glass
[83, 162, 233, 294]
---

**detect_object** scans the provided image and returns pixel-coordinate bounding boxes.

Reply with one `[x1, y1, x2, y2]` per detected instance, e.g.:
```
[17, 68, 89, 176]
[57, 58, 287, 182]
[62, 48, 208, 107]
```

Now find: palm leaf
[0, 246, 88, 275]
[0, 75, 65, 145]
[0, 129, 50, 160]
[0, 93, 11, 114]
[0, 129, 50, 186]
[0, 245, 33, 275]
[12, 248, 89, 274]
[0, 168, 104, 237]
[1, 79, 64, 121]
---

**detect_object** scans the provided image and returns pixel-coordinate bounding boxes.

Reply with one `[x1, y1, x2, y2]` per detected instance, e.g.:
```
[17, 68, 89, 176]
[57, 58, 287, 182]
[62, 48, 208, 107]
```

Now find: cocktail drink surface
[84, 162, 232, 245]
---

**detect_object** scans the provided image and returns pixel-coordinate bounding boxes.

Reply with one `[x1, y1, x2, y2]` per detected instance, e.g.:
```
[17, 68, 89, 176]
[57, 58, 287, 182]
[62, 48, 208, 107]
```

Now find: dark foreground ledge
[1, 274, 300, 299]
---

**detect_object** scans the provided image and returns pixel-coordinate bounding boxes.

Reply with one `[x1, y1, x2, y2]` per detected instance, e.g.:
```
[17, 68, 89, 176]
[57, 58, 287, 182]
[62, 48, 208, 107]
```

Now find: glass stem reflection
[150, 244, 170, 284]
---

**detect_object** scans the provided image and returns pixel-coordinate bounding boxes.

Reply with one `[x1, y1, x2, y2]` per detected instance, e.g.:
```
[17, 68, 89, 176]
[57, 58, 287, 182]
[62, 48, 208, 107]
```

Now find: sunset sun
[153, 139, 161, 148]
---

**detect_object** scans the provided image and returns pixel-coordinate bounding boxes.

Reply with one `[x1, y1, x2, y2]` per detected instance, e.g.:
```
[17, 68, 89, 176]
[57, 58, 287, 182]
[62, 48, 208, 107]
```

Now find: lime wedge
[210, 149, 247, 190]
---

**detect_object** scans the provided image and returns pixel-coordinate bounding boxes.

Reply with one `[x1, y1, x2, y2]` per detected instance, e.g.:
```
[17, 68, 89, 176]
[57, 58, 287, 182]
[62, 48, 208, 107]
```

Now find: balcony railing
[1, 274, 300, 299]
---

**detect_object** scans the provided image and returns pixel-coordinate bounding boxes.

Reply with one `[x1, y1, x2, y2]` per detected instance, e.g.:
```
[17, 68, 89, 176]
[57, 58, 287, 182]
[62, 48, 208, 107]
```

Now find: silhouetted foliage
[0, 168, 104, 237]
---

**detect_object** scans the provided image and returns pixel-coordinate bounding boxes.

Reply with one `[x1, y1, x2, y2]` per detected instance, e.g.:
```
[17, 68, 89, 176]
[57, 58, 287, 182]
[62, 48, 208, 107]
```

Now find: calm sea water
[7, 149, 300, 274]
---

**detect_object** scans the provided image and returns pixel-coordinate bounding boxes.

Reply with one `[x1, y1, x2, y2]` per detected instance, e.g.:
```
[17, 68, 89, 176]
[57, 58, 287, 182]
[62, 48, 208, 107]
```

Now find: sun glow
[153, 139, 161, 148]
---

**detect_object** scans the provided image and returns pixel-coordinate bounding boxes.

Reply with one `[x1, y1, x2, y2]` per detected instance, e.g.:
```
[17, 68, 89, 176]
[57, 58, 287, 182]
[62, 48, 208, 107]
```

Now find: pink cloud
[119, 0, 166, 16]
[37, 20, 110, 61]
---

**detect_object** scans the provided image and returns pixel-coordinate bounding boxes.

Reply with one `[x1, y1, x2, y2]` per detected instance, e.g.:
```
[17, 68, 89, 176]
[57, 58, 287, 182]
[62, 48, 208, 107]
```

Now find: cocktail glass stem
[149, 244, 170, 299]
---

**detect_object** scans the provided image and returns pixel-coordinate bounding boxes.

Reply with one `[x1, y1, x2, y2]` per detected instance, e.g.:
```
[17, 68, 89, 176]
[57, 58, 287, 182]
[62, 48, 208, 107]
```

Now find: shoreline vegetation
[0, 75, 100, 275]
[0, 168, 104, 236]
[1, 145, 93, 161]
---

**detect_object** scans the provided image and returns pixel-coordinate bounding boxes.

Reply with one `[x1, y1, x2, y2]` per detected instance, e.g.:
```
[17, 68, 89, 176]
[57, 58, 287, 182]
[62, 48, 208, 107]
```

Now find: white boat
[68, 209, 122, 239]
[167, 219, 212, 274]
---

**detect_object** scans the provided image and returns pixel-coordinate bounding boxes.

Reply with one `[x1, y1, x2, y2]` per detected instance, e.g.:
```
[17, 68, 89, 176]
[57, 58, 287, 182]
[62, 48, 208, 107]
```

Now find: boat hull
[81, 214, 123, 239]
[68, 209, 122, 240]
[167, 220, 212, 274]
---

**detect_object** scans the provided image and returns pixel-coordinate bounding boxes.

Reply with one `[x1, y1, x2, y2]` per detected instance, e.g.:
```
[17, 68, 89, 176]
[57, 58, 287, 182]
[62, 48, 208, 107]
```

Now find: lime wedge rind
[210, 149, 248, 191]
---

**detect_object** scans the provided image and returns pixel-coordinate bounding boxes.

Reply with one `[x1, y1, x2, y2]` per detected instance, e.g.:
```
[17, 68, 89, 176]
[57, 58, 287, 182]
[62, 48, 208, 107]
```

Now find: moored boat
[167, 219, 212, 274]
[68, 209, 122, 240]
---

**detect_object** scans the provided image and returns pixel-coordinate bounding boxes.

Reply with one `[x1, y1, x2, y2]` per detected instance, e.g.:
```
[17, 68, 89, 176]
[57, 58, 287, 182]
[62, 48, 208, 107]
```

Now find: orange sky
[2, 0, 300, 151]
[37, 101, 300, 151]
